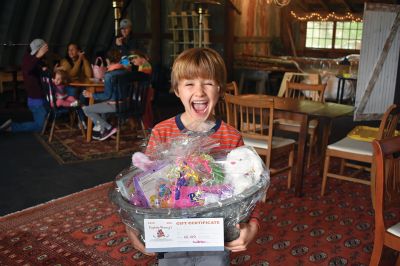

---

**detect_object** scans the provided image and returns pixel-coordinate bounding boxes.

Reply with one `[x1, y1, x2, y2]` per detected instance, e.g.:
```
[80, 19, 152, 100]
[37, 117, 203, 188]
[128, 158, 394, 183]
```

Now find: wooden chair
[371, 136, 400, 266]
[224, 94, 295, 188]
[113, 75, 149, 152]
[275, 81, 327, 168]
[277, 72, 321, 97]
[321, 105, 400, 204]
[41, 75, 86, 143]
[215, 81, 238, 120]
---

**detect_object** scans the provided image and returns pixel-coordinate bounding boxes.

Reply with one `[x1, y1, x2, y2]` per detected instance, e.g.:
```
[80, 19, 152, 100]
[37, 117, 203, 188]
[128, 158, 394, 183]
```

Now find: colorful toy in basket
[124, 134, 267, 210]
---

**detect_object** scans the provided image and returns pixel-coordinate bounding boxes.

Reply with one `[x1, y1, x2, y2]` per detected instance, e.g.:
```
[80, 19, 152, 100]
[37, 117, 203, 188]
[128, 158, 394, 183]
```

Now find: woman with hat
[113, 18, 145, 56]
[0, 39, 49, 132]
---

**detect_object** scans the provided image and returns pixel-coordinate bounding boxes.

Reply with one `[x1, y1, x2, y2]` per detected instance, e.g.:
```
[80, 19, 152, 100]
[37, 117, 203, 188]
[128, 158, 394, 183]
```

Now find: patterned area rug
[1, 167, 399, 265]
[36, 126, 146, 164]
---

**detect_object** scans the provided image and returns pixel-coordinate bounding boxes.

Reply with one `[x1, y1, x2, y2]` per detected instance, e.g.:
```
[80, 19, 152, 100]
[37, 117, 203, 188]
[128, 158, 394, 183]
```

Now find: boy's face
[175, 78, 220, 125]
[53, 74, 62, 86]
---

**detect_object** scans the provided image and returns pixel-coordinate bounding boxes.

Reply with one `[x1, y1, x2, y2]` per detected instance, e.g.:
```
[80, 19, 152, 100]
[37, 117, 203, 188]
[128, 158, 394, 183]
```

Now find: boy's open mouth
[192, 100, 208, 113]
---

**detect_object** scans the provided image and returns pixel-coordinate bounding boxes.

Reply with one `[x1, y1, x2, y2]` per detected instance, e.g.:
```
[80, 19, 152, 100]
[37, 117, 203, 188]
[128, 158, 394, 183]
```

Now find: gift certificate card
[144, 218, 224, 252]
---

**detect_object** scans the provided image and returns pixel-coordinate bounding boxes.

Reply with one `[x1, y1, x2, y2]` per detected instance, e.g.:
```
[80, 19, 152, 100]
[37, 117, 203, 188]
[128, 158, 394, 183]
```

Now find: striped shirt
[146, 114, 244, 155]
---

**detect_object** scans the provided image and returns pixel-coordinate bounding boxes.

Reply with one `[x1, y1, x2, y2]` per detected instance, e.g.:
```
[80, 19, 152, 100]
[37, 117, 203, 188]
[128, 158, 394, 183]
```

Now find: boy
[126, 48, 261, 261]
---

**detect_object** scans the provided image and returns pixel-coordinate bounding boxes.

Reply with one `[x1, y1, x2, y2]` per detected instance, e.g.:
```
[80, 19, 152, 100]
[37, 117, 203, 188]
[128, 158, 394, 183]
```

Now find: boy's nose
[193, 84, 206, 96]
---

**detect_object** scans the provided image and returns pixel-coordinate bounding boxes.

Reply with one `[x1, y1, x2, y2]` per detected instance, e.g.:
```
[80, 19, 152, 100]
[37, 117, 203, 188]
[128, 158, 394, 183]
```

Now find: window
[305, 21, 363, 50]
[335, 22, 362, 49]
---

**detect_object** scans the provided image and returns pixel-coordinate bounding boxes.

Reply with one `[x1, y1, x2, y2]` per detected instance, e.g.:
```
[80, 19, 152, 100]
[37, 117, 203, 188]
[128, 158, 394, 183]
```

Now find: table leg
[318, 118, 332, 177]
[294, 114, 309, 197]
[86, 87, 95, 142]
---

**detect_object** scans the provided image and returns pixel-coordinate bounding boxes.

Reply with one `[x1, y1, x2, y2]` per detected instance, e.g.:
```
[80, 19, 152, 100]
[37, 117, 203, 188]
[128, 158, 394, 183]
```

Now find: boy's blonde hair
[171, 48, 227, 95]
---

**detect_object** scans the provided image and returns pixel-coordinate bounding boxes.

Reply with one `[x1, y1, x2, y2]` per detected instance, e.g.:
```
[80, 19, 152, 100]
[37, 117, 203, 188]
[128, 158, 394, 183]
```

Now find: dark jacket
[112, 34, 145, 57]
[21, 52, 46, 99]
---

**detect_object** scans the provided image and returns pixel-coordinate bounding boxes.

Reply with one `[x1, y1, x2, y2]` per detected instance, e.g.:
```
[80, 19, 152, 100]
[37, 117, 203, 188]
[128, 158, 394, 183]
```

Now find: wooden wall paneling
[191, 11, 199, 47]
[170, 11, 179, 58]
[181, 11, 189, 50]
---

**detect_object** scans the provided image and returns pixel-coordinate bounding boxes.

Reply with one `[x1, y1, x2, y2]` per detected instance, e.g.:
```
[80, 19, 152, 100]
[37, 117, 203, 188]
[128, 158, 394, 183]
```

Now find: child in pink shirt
[52, 70, 77, 107]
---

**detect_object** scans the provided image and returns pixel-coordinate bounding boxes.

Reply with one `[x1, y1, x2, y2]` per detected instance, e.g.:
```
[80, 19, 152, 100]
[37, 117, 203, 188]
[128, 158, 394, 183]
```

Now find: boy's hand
[125, 225, 156, 256]
[224, 222, 259, 252]
[36, 44, 49, 58]
[116, 37, 124, 46]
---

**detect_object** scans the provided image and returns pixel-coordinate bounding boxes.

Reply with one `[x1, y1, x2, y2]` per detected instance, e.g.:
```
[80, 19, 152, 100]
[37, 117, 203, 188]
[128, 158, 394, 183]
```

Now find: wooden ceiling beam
[296, 0, 308, 12]
[339, 0, 354, 13]
[317, 0, 330, 11]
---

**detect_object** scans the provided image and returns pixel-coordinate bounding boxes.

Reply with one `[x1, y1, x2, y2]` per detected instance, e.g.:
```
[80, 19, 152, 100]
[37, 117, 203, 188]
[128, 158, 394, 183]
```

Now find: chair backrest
[132, 80, 150, 117]
[372, 136, 400, 227]
[112, 71, 134, 116]
[40, 73, 58, 111]
[215, 81, 239, 119]
[224, 93, 274, 167]
[226, 81, 239, 96]
[278, 72, 321, 97]
[285, 81, 327, 102]
[376, 104, 400, 140]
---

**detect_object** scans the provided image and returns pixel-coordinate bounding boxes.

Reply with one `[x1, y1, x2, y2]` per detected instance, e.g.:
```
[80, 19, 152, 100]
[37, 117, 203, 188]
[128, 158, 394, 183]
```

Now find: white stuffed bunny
[224, 146, 264, 195]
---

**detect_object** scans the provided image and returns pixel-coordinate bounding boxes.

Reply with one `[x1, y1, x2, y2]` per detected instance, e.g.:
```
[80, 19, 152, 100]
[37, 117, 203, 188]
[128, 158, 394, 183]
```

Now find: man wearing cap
[113, 18, 145, 57]
[0, 39, 49, 132]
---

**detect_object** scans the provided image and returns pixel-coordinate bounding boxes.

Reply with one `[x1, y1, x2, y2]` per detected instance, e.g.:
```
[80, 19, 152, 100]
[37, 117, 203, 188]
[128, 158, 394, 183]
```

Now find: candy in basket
[110, 133, 270, 242]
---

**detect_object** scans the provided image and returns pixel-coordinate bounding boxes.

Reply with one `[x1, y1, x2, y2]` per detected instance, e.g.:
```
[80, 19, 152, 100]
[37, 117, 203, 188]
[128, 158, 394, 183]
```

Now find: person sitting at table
[0, 39, 49, 132]
[55, 43, 92, 98]
[81, 49, 128, 141]
[113, 18, 145, 57]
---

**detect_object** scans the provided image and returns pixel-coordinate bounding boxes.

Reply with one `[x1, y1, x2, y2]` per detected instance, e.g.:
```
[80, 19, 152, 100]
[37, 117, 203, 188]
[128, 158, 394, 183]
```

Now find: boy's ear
[174, 89, 180, 98]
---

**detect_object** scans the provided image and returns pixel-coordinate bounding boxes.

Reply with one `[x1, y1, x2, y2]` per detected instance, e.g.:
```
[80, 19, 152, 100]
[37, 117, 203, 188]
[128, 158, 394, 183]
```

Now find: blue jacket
[92, 68, 129, 101]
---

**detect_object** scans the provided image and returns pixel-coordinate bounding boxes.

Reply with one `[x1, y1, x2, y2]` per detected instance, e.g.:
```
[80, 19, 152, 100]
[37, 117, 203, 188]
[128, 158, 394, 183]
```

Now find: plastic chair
[321, 105, 400, 204]
[275, 81, 327, 168]
[371, 136, 400, 266]
[41, 75, 86, 143]
[113, 73, 149, 152]
[224, 93, 295, 188]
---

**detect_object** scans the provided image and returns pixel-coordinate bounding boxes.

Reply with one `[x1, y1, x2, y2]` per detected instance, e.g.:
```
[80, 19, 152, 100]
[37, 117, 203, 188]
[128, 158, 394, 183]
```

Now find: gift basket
[109, 131, 270, 243]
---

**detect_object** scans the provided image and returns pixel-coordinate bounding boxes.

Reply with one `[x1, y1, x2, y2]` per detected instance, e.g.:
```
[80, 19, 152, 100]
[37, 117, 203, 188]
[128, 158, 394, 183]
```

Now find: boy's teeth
[193, 102, 207, 111]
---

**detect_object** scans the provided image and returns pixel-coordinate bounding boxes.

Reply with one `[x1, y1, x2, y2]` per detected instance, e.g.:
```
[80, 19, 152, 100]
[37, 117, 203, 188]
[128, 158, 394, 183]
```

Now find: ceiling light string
[290, 11, 363, 22]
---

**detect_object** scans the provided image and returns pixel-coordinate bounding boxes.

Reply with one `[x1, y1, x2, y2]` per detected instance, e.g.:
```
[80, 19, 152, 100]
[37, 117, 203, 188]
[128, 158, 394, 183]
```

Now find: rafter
[339, 0, 354, 13]
[317, 0, 330, 11]
[296, 0, 308, 12]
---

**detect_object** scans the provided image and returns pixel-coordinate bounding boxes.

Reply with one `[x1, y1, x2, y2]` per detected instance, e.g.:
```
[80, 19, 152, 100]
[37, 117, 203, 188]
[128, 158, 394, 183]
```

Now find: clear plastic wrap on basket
[110, 131, 270, 242]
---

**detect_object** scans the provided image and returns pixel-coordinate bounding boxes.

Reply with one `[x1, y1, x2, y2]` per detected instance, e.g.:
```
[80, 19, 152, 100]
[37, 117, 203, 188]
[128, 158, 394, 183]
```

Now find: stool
[336, 75, 357, 104]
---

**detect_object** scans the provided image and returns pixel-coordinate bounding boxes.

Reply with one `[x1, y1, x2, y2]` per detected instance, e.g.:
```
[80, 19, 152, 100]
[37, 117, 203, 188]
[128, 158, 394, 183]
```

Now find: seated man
[82, 49, 129, 141]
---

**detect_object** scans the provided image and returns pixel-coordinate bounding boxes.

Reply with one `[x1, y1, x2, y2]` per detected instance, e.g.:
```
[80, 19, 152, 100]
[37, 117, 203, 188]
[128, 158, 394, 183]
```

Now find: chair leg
[369, 241, 383, 266]
[41, 112, 51, 135]
[49, 117, 56, 143]
[140, 120, 147, 138]
[370, 162, 376, 210]
[116, 124, 120, 152]
[321, 153, 331, 196]
[339, 158, 345, 174]
[287, 146, 294, 189]
[75, 110, 86, 140]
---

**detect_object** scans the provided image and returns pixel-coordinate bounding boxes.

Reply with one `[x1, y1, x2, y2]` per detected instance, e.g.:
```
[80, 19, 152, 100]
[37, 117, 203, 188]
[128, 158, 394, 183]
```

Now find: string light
[290, 11, 362, 22]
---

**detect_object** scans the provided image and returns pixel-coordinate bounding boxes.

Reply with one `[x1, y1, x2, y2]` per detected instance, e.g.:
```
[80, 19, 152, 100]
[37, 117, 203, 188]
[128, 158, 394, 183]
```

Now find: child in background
[52, 70, 78, 107]
[125, 48, 261, 263]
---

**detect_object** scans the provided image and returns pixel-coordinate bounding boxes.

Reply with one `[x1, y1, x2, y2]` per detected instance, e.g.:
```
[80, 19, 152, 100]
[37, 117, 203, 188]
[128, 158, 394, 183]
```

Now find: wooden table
[69, 79, 104, 142]
[239, 95, 354, 196]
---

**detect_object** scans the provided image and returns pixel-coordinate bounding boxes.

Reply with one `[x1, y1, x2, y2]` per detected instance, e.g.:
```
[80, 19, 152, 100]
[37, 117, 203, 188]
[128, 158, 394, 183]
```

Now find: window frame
[304, 20, 363, 51]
